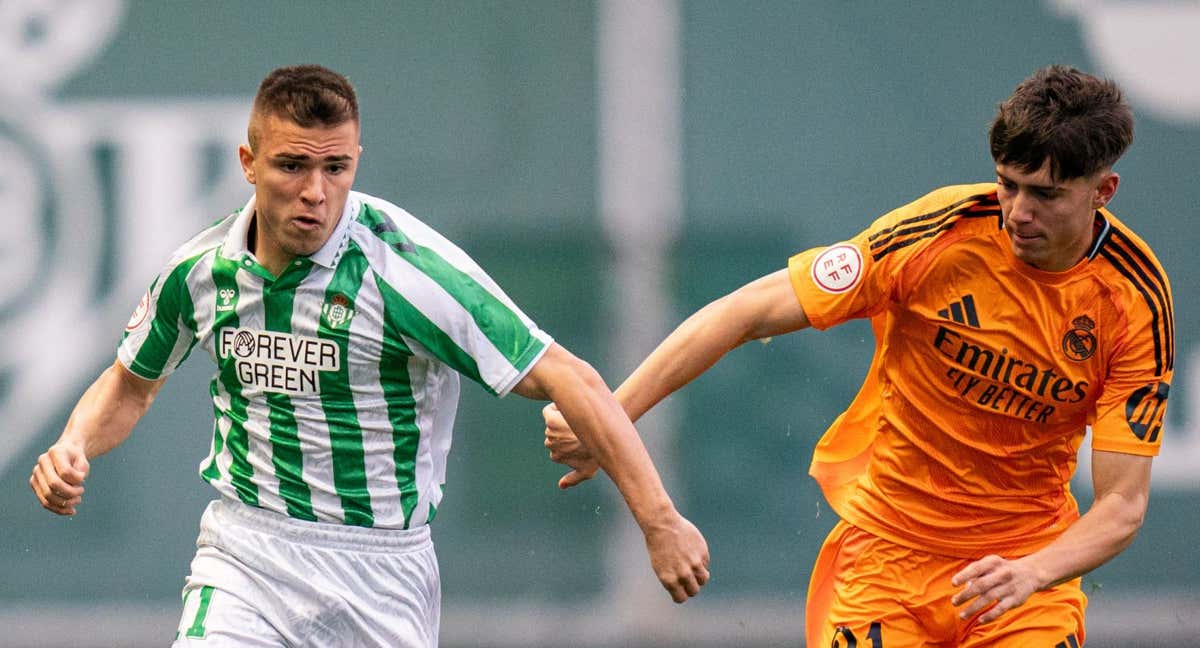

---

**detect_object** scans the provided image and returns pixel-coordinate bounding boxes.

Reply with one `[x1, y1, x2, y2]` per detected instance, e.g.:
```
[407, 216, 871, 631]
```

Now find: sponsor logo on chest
[929, 300, 1098, 423]
[217, 327, 340, 395]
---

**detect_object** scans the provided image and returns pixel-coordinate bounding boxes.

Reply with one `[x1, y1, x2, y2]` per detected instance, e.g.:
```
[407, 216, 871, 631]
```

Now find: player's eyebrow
[995, 170, 1061, 193]
[271, 153, 353, 162]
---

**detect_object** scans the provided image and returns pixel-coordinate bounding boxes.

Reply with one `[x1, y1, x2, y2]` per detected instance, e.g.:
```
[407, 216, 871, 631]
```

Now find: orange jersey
[788, 183, 1173, 558]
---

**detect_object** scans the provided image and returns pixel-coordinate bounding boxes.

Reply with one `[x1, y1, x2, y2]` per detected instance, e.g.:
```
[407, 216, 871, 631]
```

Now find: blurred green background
[2, 2, 1196, 646]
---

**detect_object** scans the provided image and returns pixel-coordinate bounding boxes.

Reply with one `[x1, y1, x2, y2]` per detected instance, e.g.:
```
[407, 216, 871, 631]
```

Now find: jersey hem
[833, 510, 1066, 560]
[1089, 440, 1160, 457]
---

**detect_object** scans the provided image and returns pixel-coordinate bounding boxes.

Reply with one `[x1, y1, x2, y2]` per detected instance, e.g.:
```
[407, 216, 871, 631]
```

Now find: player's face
[238, 114, 361, 272]
[995, 162, 1119, 272]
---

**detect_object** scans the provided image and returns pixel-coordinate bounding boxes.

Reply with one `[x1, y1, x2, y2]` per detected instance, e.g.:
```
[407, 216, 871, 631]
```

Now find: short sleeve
[1091, 301, 1173, 457]
[117, 255, 204, 380]
[365, 212, 552, 398]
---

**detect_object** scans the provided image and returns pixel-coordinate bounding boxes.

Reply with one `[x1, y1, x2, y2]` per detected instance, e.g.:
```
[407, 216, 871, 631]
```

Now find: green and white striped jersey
[118, 191, 552, 529]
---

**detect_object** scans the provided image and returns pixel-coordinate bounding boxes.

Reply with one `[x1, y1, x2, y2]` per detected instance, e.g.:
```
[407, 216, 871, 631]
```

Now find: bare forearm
[617, 297, 748, 422]
[616, 269, 810, 422]
[61, 361, 159, 457]
[549, 364, 675, 525]
[524, 344, 709, 602]
[1020, 490, 1146, 588]
[952, 451, 1151, 623]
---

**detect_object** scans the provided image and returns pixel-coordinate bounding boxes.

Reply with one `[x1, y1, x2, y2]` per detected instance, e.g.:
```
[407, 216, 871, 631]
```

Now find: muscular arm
[515, 343, 679, 527]
[543, 268, 811, 484]
[952, 449, 1152, 622]
[617, 268, 811, 421]
[1027, 450, 1151, 585]
[513, 343, 710, 603]
[30, 359, 165, 515]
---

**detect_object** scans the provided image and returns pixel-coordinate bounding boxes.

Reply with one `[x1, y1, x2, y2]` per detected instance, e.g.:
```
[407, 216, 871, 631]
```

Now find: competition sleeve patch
[810, 243, 863, 294]
[124, 290, 151, 332]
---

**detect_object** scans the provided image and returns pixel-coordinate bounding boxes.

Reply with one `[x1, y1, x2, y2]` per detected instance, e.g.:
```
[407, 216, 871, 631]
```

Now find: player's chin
[1008, 240, 1045, 265]
[282, 234, 327, 258]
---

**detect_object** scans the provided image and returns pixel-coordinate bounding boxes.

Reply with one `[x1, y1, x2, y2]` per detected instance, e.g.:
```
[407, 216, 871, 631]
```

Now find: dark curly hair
[989, 65, 1133, 181]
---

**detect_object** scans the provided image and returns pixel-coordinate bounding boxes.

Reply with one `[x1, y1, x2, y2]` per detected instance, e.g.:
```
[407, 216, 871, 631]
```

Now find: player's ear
[1093, 171, 1119, 209]
[239, 144, 256, 184]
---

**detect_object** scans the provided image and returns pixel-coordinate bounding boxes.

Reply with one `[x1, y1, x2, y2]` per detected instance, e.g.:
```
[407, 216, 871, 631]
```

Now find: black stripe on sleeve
[869, 207, 999, 262]
[867, 193, 996, 247]
[1110, 229, 1174, 368]
[1099, 244, 1170, 375]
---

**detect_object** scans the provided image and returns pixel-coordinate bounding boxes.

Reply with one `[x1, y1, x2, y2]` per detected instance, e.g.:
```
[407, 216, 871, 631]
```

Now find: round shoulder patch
[125, 291, 150, 332]
[810, 243, 864, 294]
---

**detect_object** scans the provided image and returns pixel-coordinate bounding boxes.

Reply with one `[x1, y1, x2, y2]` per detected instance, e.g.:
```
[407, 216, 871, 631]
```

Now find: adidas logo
[938, 294, 980, 328]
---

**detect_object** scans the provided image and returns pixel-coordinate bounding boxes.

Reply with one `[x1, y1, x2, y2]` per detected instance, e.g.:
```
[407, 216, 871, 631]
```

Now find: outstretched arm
[30, 359, 165, 515]
[513, 343, 710, 603]
[951, 449, 1152, 623]
[614, 268, 810, 422]
[544, 268, 811, 484]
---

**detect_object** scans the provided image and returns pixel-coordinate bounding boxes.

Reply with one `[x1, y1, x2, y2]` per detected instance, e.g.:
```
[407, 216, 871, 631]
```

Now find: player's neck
[247, 212, 296, 277]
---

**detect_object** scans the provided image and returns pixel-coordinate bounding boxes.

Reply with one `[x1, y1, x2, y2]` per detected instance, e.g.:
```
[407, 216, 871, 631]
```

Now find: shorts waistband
[207, 498, 431, 554]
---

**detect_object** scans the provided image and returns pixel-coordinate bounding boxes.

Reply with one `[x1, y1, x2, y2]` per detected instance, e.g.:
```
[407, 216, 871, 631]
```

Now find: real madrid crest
[1062, 315, 1097, 362]
[322, 293, 356, 329]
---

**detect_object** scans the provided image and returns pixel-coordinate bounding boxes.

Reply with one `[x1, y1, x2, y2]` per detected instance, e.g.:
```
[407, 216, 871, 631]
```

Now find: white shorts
[172, 498, 440, 648]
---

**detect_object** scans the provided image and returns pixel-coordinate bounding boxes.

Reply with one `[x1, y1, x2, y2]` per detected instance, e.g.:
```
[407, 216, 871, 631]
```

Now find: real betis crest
[322, 293, 356, 329]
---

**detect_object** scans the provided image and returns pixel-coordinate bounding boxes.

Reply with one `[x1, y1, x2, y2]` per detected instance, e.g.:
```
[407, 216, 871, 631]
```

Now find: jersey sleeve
[788, 185, 997, 329]
[366, 206, 552, 397]
[1090, 280, 1174, 456]
[117, 255, 204, 380]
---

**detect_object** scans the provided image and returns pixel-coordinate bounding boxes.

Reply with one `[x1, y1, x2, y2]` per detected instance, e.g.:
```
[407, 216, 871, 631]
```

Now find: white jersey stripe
[287, 266, 347, 524]
[400, 343, 446, 528]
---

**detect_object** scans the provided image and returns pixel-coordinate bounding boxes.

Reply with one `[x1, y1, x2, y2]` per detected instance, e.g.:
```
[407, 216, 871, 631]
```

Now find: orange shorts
[806, 520, 1086, 647]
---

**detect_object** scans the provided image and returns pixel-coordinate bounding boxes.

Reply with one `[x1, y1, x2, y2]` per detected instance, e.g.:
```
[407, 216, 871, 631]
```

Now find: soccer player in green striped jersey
[29, 64, 709, 647]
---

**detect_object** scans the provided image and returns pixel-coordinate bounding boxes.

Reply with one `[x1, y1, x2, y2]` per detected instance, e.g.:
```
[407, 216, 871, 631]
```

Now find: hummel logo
[938, 294, 980, 328]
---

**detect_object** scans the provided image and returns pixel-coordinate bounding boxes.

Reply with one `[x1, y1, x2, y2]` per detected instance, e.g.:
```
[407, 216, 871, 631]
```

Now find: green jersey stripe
[338, 271, 414, 527]
[124, 252, 206, 379]
[317, 246, 373, 527]
[200, 396, 227, 483]
[374, 271, 422, 528]
[196, 253, 226, 484]
[210, 254, 259, 507]
[263, 263, 317, 522]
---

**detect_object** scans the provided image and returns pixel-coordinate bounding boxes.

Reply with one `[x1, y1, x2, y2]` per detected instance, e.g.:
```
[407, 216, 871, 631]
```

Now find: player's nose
[299, 169, 326, 205]
[1007, 192, 1036, 224]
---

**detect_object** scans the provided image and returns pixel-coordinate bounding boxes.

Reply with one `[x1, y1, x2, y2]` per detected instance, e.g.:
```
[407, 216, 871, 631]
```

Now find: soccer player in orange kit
[544, 65, 1172, 646]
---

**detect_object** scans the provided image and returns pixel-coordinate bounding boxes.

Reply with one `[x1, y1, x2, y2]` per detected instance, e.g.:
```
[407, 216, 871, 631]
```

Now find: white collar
[220, 193, 359, 269]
